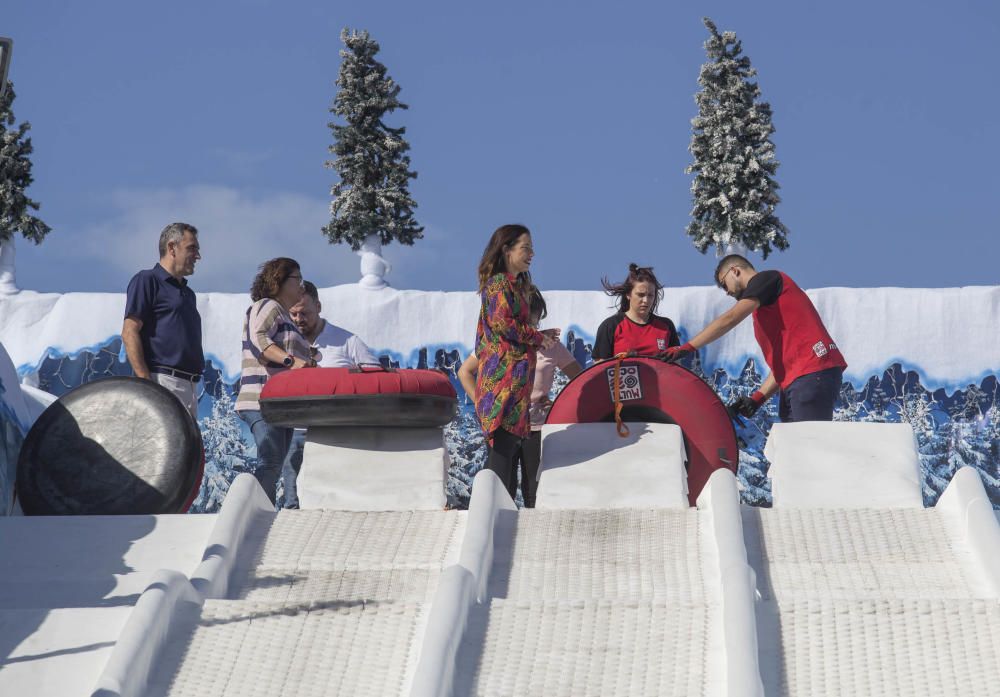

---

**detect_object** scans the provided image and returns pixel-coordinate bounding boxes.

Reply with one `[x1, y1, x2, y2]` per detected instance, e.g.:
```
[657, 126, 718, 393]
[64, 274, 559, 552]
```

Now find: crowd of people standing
[122, 221, 847, 508]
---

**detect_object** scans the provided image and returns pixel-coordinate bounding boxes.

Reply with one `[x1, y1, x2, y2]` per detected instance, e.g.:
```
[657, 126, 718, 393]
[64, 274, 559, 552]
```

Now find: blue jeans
[778, 367, 843, 423]
[238, 410, 292, 504]
[287, 429, 305, 476]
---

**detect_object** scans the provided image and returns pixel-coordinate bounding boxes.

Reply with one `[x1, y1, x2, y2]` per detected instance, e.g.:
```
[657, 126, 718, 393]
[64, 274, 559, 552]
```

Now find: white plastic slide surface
[765, 422, 923, 508]
[444, 466, 759, 697]
[144, 500, 467, 697]
[536, 422, 688, 509]
[746, 466, 1000, 695]
[0, 514, 214, 697]
[298, 426, 448, 510]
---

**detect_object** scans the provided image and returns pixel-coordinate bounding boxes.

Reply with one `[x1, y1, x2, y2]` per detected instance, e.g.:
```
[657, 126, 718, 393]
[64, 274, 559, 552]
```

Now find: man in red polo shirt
[661, 254, 846, 422]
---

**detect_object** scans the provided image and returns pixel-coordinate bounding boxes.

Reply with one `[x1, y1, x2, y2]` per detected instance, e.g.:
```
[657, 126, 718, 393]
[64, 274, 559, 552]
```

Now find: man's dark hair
[302, 280, 320, 304]
[713, 254, 755, 288]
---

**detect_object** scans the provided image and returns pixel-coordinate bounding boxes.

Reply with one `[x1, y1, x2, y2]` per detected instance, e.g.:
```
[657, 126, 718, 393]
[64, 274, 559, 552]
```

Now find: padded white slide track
[450, 504, 727, 697]
[143, 501, 466, 697]
[747, 423, 1000, 697]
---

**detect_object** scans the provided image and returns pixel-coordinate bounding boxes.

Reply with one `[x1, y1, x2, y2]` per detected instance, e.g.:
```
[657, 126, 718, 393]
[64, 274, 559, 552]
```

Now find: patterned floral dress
[475, 272, 545, 441]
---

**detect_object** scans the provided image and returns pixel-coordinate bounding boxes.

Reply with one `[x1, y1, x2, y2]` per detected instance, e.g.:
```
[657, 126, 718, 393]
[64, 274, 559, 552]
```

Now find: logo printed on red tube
[606, 365, 643, 401]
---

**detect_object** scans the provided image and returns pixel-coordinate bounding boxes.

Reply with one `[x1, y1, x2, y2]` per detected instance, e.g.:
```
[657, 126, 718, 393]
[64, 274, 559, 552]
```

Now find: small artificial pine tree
[0, 81, 50, 244]
[686, 18, 787, 258]
[193, 387, 255, 512]
[323, 29, 422, 250]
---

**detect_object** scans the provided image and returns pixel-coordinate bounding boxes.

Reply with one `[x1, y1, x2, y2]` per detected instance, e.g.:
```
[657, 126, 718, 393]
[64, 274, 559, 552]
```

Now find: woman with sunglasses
[592, 263, 679, 360]
[235, 257, 316, 504]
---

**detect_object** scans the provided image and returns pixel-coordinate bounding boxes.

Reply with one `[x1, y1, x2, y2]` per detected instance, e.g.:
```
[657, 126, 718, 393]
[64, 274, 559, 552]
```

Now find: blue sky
[4, 0, 999, 293]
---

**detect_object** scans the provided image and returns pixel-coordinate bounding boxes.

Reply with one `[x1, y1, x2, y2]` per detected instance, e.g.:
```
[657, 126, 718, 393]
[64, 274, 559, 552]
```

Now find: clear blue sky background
[4, 0, 999, 293]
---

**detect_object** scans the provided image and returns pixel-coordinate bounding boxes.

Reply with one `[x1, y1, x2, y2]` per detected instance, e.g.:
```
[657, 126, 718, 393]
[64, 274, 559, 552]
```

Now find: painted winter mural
[13, 330, 1000, 512]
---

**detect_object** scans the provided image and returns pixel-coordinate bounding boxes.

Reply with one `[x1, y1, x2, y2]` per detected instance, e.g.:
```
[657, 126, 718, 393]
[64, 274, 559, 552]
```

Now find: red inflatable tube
[546, 357, 738, 505]
[260, 366, 457, 428]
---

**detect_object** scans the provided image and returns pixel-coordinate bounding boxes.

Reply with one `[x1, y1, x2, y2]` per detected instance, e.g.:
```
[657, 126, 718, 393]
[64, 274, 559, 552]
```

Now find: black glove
[728, 391, 766, 418]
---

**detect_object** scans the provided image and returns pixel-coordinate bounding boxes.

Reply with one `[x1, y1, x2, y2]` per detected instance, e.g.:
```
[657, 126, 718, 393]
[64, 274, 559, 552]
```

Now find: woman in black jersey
[592, 264, 680, 360]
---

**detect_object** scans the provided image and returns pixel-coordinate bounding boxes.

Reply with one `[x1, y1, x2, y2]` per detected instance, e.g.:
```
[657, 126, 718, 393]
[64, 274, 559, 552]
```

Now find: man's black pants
[778, 367, 844, 422]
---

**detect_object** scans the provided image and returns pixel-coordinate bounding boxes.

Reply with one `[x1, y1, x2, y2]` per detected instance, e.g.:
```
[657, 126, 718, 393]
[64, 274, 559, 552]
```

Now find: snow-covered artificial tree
[686, 18, 788, 259]
[862, 385, 891, 422]
[833, 383, 863, 422]
[899, 391, 936, 448]
[979, 404, 1000, 503]
[957, 383, 986, 421]
[444, 407, 484, 508]
[0, 81, 51, 294]
[194, 387, 255, 512]
[324, 29, 422, 289]
[946, 420, 988, 478]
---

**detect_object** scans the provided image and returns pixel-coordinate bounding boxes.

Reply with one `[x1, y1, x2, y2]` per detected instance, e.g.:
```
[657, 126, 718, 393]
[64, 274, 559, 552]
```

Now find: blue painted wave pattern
[5, 335, 999, 512]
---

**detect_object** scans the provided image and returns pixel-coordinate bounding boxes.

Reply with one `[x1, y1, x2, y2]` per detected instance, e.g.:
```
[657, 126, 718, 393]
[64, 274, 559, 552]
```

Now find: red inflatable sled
[260, 366, 457, 428]
[546, 357, 738, 505]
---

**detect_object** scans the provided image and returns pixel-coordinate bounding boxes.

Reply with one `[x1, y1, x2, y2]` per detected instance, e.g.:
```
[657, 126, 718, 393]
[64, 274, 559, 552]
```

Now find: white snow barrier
[297, 426, 448, 510]
[410, 470, 513, 697]
[535, 422, 688, 509]
[695, 469, 765, 697]
[90, 570, 202, 697]
[190, 473, 275, 599]
[936, 466, 1000, 598]
[18, 382, 57, 424]
[765, 422, 923, 508]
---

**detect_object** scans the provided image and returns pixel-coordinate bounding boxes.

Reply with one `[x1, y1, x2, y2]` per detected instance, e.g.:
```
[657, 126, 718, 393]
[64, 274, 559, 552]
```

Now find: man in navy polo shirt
[661, 254, 847, 422]
[122, 222, 204, 422]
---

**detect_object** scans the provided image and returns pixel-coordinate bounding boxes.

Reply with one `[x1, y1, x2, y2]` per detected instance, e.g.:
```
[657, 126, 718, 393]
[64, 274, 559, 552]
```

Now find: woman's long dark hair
[527, 285, 547, 322]
[250, 257, 300, 302]
[477, 224, 532, 291]
[601, 263, 663, 314]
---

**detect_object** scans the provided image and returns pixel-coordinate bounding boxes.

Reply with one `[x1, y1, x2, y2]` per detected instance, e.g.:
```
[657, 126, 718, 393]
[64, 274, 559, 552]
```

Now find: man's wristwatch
[282, 354, 294, 368]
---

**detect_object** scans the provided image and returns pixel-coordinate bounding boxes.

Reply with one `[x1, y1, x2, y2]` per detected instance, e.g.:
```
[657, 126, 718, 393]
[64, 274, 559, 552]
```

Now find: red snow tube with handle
[546, 357, 738, 505]
[260, 366, 458, 428]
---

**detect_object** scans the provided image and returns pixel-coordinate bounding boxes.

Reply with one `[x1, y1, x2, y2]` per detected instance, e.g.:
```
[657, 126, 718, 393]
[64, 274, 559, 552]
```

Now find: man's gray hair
[158, 222, 198, 257]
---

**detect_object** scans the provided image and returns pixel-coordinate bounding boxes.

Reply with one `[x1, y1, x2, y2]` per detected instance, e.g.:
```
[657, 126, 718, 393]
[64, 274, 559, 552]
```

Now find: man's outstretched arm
[687, 298, 760, 349]
[661, 298, 760, 362]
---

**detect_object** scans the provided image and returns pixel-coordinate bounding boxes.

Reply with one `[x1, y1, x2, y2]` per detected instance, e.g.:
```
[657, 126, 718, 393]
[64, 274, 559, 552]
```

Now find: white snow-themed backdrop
[0, 284, 998, 513]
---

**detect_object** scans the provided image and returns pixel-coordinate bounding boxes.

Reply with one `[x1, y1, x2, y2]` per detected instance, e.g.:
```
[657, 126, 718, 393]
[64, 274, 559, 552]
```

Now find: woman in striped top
[236, 257, 315, 504]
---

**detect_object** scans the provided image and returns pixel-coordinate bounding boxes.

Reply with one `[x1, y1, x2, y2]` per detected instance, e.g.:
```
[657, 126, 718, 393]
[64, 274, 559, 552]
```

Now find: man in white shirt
[281, 281, 381, 506]
[290, 281, 380, 368]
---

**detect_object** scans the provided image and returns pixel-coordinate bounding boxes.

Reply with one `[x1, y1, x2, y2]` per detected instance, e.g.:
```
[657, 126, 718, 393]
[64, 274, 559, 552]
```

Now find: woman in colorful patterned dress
[459, 285, 581, 506]
[474, 224, 559, 494]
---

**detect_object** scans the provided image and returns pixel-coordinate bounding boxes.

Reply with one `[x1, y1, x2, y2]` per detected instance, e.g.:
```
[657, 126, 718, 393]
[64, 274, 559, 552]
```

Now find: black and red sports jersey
[592, 313, 679, 360]
[743, 270, 847, 388]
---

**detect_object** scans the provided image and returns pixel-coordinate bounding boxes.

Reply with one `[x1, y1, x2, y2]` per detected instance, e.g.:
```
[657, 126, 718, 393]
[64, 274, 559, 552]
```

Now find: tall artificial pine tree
[324, 29, 421, 287]
[0, 81, 50, 293]
[687, 18, 788, 259]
